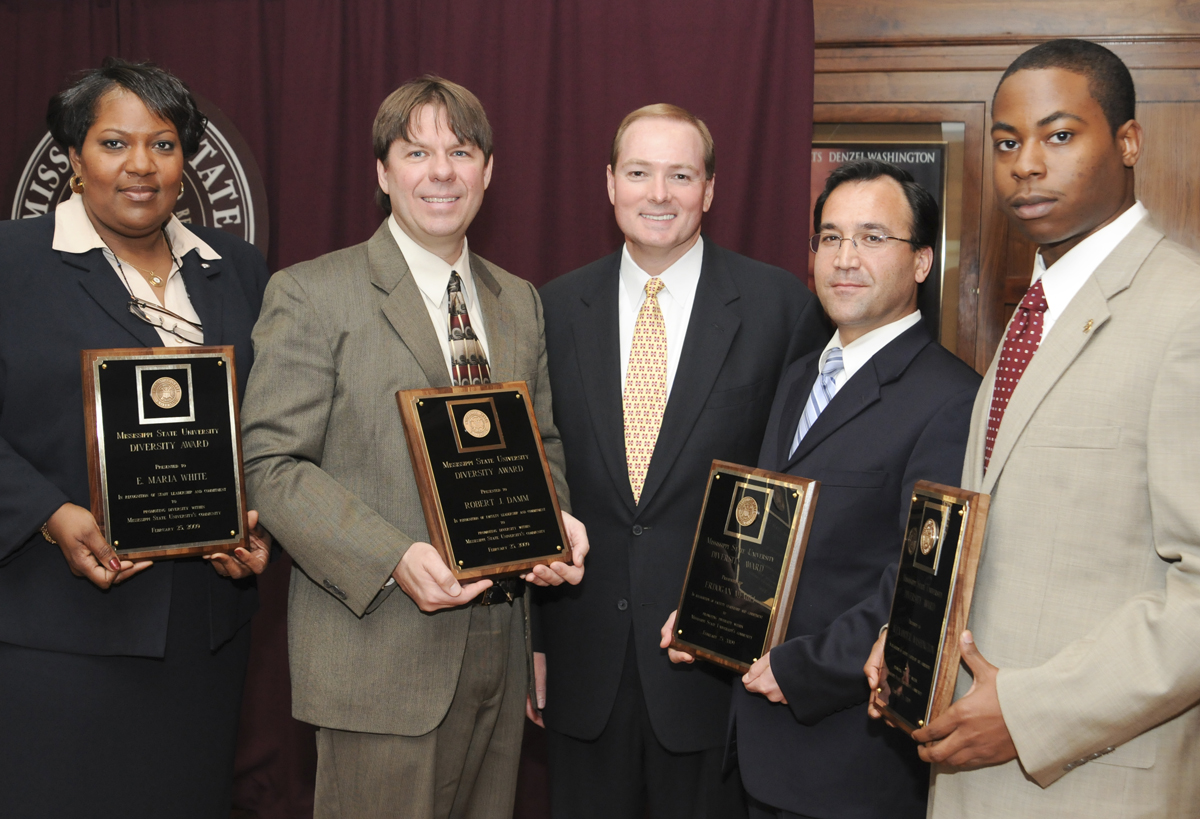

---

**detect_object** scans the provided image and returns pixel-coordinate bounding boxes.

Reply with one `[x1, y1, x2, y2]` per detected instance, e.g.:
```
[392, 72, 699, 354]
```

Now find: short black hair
[47, 57, 208, 158]
[995, 39, 1136, 135]
[813, 159, 939, 251]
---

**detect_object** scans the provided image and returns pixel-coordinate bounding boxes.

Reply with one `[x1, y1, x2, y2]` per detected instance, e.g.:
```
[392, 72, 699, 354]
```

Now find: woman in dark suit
[0, 58, 271, 818]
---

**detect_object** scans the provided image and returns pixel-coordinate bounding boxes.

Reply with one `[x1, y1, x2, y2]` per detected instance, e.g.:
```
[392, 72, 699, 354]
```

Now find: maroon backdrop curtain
[1, 2, 814, 816]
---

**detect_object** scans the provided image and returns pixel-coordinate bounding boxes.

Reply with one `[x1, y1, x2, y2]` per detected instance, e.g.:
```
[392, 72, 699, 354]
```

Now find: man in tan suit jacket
[865, 40, 1200, 817]
[241, 77, 587, 819]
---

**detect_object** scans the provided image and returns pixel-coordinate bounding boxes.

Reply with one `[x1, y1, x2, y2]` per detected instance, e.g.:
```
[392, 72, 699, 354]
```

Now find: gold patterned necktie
[447, 270, 491, 386]
[624, 277, 668, 504]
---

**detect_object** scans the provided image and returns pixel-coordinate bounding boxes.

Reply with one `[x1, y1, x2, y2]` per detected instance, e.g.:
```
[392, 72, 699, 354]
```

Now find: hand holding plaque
[81, 346, 250, 560]
[397, 382, 571, 580]
[669, 461, 819, 673]
[879, 481, 990, 735]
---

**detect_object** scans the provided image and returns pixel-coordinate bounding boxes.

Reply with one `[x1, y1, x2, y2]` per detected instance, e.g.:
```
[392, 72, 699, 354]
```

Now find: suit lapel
[571, 253, 635, 513]
[770, 357, 818, 472]
[178, 250, 223, 345]
[637, 241, 741, 511]
[469, 252, 516, 382]
[963, 353, 999, 490]
[368, 221, 452, 388]
[786, 323, 932, 470]
[981, 220, 1162, 492]
[64, 250, 162, 347]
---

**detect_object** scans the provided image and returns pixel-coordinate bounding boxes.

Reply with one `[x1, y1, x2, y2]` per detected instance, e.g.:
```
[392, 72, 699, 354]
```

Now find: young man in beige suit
[241, 77, 587, 819]
[865, 39, 1200, 817]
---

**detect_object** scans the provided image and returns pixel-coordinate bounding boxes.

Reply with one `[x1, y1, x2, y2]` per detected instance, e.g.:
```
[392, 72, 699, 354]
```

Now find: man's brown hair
[609, 103, 715, 180]
[373, 75, 493, 212]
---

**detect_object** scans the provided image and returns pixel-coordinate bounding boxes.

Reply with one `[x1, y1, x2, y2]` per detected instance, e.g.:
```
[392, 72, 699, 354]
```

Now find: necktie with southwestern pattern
[447, 270, 491, 386]
[624, 277, 667, 504]
[788, 347, 844, 458]
[984, 278, 1048, 470]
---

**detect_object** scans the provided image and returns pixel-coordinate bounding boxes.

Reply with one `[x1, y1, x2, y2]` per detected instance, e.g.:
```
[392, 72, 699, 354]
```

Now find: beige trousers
[314, 601, 527, 819]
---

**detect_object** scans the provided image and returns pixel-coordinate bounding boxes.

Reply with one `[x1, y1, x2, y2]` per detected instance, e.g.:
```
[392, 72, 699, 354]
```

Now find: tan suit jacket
[930, 219, 1200, 818]
[241, 221, 568, 735]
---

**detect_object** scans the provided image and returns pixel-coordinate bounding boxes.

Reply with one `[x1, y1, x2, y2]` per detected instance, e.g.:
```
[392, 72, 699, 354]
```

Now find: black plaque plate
[882, 481, 989, 734]
[670, 461, 819, 673]
[397, 382, 569, 580]
[82, 347, 248, 559]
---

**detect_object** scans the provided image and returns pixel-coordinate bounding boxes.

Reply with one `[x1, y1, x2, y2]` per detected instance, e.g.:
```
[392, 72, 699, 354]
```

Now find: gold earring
[179, 181, 185, 196]
[71, 174, 85, 193]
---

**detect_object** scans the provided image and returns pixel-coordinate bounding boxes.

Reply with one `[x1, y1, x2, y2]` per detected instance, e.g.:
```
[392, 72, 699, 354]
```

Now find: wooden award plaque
[397, 381, 571, 581]
[81, 346, 250, 560]
[881, 480, 990, 735]
[669, 461, 820, 673]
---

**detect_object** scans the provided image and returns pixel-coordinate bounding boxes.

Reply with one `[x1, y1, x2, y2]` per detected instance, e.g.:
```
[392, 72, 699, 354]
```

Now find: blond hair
[609, 103, 715, 179]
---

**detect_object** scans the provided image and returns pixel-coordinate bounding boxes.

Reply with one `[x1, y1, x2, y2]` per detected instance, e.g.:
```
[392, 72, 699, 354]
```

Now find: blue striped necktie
[789, 347, 844, 458]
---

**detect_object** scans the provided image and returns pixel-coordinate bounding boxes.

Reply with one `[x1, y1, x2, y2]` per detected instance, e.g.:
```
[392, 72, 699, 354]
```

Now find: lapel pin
[201, 263, 210, 269]
[1083, 319, 1094, 333]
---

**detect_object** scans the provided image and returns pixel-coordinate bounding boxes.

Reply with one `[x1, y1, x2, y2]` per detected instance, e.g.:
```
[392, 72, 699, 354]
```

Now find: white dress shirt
[388, 216, 490, 376]
[51, 194, 215, 346]
[618, 236, 704, 399]
[817, 310, 924, 399]
[1032, 201, 1148, 338]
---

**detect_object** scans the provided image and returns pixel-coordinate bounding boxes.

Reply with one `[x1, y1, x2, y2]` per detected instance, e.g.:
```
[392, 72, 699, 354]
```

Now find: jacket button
[617, 599, 629, 611]
[632, 524, 643, 535]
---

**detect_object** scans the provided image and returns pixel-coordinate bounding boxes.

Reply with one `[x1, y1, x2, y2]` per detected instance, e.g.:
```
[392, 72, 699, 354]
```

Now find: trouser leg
[313, 602, 524, 819]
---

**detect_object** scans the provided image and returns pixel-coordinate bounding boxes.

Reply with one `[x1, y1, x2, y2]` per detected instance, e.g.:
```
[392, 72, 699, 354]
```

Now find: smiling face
[69, 88, 184, 243]
[814, 177, 932, 345]
[991, 67, 1142, 267]
[376, 103, 493, 263]
[607, 117, 715, 275]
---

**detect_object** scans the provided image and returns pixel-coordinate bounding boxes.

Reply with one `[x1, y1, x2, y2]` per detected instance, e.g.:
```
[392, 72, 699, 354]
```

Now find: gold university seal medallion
[462, 409, 491, 439]
[150, 377, 182, 409]
[735, 496, 759, 527]
[919, 518, 939, 555]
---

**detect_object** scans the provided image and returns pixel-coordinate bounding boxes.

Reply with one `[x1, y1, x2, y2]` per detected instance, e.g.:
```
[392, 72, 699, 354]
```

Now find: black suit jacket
[729, 322, 980, 818]
[537, 239, 827, 752]
[0, 212, 269, 657]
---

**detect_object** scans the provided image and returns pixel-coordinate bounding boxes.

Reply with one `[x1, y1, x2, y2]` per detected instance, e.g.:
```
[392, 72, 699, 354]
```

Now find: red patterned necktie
[984, 278, 1048, 470]
[447, 270, 491, 386]
[624, 277, 667, 504]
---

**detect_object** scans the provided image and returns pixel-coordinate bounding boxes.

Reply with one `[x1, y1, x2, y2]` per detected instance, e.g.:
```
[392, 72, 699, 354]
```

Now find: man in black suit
[535, 104, 827, 818]
[666, 159, 981, 819]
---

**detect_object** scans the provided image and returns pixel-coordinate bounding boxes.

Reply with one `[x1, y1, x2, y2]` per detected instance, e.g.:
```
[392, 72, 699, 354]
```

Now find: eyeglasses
[809, 232, 922, 254]
[128, 298, 204, 344]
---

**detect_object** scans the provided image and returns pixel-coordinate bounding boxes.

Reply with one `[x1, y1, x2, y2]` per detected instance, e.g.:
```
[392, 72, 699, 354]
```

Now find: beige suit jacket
[241, 221, 568, 735]
[930, 219, 1200, 818]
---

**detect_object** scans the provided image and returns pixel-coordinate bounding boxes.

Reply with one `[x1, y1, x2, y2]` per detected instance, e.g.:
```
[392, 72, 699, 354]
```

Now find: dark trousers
[545, 630, 746, 819]
[747, 796, 818, 819]
[0, 559, 252, 819]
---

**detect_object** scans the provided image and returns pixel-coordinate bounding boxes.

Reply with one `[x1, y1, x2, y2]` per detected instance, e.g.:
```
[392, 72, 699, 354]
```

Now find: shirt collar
[823, 310, 922, 381]
[618, 235, 705, 304]
[51, 193, 221, 260]
[388, 215, 470, 305]
[1033, 201, 1147, 313]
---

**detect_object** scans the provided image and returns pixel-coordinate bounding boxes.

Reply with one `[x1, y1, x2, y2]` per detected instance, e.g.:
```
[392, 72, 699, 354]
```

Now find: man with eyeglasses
[668, 159, 980, 819]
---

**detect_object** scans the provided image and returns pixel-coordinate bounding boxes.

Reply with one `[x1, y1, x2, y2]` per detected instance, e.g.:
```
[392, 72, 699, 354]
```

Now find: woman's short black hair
[813, 159, 940, 251]
[46, 57, 208, 158]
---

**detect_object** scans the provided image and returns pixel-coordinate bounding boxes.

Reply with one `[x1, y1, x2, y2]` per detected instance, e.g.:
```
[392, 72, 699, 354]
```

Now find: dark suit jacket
[537, 239, 827, 752]
[0, 212, 269, 657]
[729, 321, 980, 818]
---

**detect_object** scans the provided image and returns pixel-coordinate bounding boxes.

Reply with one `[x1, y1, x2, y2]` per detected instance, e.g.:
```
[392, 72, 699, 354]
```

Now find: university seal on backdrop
[8, 95, 269, 256]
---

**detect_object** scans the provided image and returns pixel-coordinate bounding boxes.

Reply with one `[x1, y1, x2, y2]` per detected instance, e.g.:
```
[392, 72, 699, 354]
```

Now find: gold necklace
[120, 258, 170, 287]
